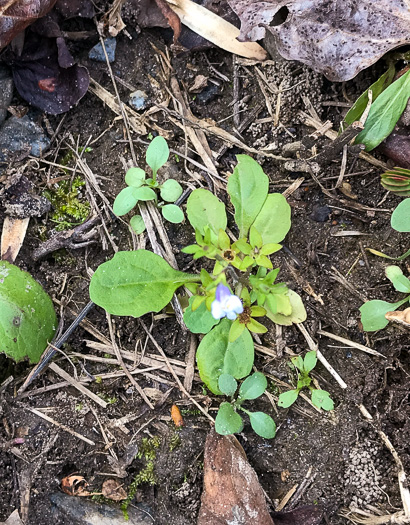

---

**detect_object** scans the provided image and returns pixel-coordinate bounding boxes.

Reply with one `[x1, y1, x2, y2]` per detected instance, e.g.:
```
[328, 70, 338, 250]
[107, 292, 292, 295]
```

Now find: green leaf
[227, 155, 269, 237]
[183, 296, 218, 334]
[246, 318, 267, 334]
[89, 250, 198, 317]
[248, 412, 276, 439]
[161, 204, 184, 223]
[218, 374, 238, 396]
[260, 243, 282, 256]
[311, 390, 334, 411]
[160, 179, 183, 202]
[252, 194, 291, 244]
[0, 262, 57, 363]
[385, 265, 410, 293]
[229, 319, 246, 342]
[266, 290, 307, 326]
[218, 229, 230, 250]
[278, 389, 299, 408]
[355, 70, 410, 151]
[238, 372, 267, 401]
[129, 215, 146, 235]
[133, 187, 157, 201]
[146, 136, 169, 174]
[303, 351, 317, 373]
[391, 199, 410, 233]
[113, 186, 139, 216]
[215, 403, 243, 435]
[249, 226, 263, 249]
[125, 167, 146, 187]
[186, 189, 227, 238]
[291, 355, 304, 371]
[196, 319, 254, 395]
[233, 239, 252, 255]
[342, 65, 395, 129]
[360, 298, 409, 331]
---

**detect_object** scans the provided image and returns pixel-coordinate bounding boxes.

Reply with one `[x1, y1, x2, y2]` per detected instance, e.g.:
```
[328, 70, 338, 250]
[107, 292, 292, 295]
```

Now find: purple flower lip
[211, 283, 243, 321]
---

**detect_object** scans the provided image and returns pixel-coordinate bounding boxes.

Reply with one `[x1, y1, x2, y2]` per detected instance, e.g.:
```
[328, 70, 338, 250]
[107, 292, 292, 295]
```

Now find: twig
[27, 408, 94, 445]
[317, 330, 384, 358]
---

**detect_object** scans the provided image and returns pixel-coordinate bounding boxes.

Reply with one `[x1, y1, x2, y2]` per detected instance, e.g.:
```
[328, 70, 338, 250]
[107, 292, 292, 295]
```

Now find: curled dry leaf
[61, 475, 92, 497]
[0, 0, 57, 50]
[171, 404, 184, 427]
[385, 307, 410, 329]
[227, 0, 410, 81]
[101, 479, 127, 501]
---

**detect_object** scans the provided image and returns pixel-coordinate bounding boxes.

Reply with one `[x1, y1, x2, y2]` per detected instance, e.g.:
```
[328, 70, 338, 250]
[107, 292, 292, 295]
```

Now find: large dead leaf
[0, 0, 57, 50]
[227, 0, 410, 81]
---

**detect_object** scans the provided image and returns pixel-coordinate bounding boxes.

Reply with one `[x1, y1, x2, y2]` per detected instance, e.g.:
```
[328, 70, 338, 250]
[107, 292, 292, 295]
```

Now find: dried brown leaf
[227, 0, 410, 81]
[61, 475, 92, 496]
[101, 479, 127, 501]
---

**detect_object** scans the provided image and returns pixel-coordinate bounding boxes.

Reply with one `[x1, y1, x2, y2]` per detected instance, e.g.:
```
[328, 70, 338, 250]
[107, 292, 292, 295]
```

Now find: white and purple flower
[211, 283, 243, 321]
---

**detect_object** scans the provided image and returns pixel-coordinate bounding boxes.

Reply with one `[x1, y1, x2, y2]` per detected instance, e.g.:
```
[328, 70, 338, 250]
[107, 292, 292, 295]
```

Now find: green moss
[169, 432, 181, 452]
[43, 176, 90, 231]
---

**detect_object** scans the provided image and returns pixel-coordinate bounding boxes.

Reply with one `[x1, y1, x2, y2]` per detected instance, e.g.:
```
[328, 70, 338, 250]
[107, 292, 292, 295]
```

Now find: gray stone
[129, 90, 149, 111]
[0, 115, 50, 163]
[89, 38, 117, 63]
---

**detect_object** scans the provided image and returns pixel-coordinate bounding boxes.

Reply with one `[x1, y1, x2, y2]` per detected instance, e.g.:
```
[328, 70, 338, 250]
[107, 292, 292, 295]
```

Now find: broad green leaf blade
[278, 389, 299, 408]
[391, 199, 410, 233]
[252, 194, 291, 244]
[183, 295, 219, 334]
[160, 179, 183, 202]
[303, 351, 317, 373]
[360, 298, 409, 331]
[311, 390, 334, 411]
[215, 403, 243, 435]
[385, 265, 410, 293]
[125, 167, 146, 187]
[146, 136, 169, 174]
[228, 319, 246, 342]
[227, 155, 268, 237]
[161, 204, 184, 224]
[218, 373, 238, 396]
[133, 187, 156, 201]
[238, 372, 267, 401]
[129, 215, 146, 234]
[355, 70, 410, 151]
[342, 65, 395, 129]
[196, 319, 254, 395]
[186, 189, 227, 237]
[266, 290, 307, 326]
[248, 412, 276, 439]
[0, 262, 57, 363]
[113, 186, 139, 216]
[89, 250, 198, 317]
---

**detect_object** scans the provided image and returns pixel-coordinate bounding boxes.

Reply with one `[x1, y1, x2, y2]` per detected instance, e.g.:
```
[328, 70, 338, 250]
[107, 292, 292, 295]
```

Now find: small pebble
[89, 37, 117, 63]
[129, 90, 149, 111]
[0, 114, 50, 163]
[195, 83, 219, 105]
[310, 205, 331, 222]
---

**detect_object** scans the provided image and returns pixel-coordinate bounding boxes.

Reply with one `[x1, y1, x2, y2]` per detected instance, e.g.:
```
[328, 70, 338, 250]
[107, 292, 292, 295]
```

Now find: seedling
[90, 155, 308, 437]
[381, 167, 410, 197]
[215, 372, 276, 439]
[360, 265, 410, 331]
[278, 351, 334, 411]
[113, 136, 184, 233]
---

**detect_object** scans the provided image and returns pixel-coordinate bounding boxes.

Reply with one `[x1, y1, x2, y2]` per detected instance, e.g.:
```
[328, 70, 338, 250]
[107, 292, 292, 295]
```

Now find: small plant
[381, 167, 410, 197]
[215, 372, 276, 438]
[278, 351, 334, 411]
[113, 136, 184, 233]
[90, 155, 308, 438]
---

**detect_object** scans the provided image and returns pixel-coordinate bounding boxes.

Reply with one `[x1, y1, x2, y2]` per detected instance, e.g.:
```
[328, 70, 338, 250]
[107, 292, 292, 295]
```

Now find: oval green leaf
[391, 198, 410, 233]
[303, 351, 317, 373]
[218, 373, 238, 396]
[160, 179, 183, 202]
[311, 390, 334, 411]
[355, 70, 410, 151]
[183, 295, 218, 334]
[215, 402, 243, 435]
[113, 186, 139, 216]
[196, 319, 254, 395]
[360, 298, 409, 331]
[385, 265, 410, 293]
[186, 189, 227, 237]
[238, 372, 267, 401]
[248, 411, 276, 439]
[133, 187, 156, 201]
[278, 389, 299, 408]
[227, 155, 268, 237]
[0, 262, 57, 363]
[252, 193, 291, 244]
[266, 290, 307, 326]
[129, 215, 146, 235]
[146, 136, 169, 174]
[161, 204, 184, 224]
[89, 250, 198, 317]
[125, 167, 146, 187]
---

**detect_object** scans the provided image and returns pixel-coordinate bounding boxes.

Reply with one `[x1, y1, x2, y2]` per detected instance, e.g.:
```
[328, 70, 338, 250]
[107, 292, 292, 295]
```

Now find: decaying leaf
[385, 307, 410, 329]
[101, 479, 127, 501]
[171, 404, 184, 427]
[0, 217, 29, 263]
[227, 0, 410, 81]
[61, 475, 93, 496]
[0, 0, 57, 50]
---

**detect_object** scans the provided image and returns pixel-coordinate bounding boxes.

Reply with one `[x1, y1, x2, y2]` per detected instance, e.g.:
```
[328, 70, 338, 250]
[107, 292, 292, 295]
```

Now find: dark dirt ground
[0, 5, 409, 525]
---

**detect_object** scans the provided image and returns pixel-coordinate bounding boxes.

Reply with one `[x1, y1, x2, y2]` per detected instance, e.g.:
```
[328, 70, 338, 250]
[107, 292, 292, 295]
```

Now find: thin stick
[27, 408, 95, 445]
[140, 320, 214, 423]
[317, 330, 385, 359]
[49, 362, 108, 408]
[297, 323, 347, 390]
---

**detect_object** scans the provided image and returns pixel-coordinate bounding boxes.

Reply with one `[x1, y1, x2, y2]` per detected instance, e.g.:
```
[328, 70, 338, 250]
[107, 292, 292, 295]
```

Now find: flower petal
[215, 283, 231, 303]
[211, 300, 225, 319]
